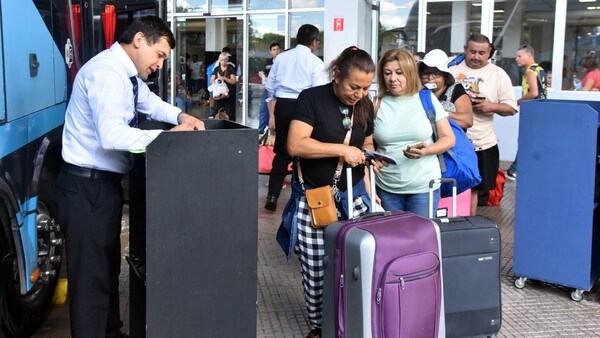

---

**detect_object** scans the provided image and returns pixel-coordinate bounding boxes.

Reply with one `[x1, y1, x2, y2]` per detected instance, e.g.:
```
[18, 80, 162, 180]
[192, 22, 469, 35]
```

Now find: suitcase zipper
[376, 252, 440, 338]
[376, 258, 439, 304]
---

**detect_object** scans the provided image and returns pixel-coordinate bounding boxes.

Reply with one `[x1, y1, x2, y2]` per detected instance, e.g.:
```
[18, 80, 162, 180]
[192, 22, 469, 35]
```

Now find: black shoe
[306, 328, 321, 338]
[264, 195, 277, 211]
[506, 169, 517, 181]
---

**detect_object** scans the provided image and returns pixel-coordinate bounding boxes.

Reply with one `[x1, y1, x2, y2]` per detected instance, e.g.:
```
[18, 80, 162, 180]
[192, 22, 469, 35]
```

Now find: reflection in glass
[378, 0, 419, 61]
[211, 0, 244, 12]
[290, 12, 325, 60]
[247, 14, 286, 128]
[422, 1, 480, 56]
[565, 0, 600, 90]
[172, 0, 207, 13]
[492, 1, 555, 86]
[249, 0, 285, 10]
[289, 0, 324, 9]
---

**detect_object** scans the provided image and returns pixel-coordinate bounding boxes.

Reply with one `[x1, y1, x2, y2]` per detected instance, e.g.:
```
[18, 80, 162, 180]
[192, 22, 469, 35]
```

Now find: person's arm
[268, 98, 277, 131]
[405, 117, 455, 159]
[472, 100, 517, 116]
[171, 112, 205, 131]
[449, 94, 473, 129]
[287, 120, 365, 165]
[580, 75, 597, 91]
[226, 71, 237, 85]
[471, 73, 518, 117]
[517, 70, 539, 105]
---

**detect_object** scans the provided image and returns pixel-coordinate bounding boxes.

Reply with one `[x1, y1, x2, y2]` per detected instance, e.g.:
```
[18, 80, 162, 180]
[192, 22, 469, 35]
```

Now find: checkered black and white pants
[295, 195, 369, 329]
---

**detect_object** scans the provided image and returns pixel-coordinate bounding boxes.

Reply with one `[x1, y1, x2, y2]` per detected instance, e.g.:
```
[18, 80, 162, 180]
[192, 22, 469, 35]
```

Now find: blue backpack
[419, 90, 481, 197]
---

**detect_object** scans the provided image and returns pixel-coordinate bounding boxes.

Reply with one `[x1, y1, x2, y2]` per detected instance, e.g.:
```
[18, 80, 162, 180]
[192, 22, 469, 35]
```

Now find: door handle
[29, 53, 40, 77]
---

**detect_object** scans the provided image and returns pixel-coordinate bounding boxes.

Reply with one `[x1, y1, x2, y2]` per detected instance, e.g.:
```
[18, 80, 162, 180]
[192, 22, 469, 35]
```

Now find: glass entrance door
[169, 16, 243, 122]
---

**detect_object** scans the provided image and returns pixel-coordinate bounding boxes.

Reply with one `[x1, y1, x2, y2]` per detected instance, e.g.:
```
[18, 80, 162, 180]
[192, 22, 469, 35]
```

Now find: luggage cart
[513, 99, 600, 301]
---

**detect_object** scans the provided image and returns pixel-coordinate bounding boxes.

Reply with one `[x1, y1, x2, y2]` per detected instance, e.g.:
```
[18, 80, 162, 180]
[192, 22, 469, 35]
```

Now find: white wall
[324, 0, 372, 65]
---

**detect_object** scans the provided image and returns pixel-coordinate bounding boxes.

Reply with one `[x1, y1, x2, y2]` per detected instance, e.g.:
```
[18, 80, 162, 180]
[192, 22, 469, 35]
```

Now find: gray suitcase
[430, 178, 502, 338]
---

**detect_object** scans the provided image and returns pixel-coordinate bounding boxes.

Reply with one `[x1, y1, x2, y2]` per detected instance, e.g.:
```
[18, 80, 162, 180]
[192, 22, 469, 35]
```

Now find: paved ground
[33, 163, 600, 337]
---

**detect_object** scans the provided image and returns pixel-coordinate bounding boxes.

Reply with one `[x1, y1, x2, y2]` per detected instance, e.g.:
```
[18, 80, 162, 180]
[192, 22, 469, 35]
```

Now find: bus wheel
[1, 169, 63, 337]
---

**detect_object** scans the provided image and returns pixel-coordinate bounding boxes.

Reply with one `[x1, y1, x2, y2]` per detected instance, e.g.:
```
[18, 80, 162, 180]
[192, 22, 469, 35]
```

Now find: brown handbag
[304, 185, 337, 228]
[300, 111, 354, 229]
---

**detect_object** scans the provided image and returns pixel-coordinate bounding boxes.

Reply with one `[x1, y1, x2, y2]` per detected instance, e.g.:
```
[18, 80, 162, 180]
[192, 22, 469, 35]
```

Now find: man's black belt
[62, 163, 124, 182]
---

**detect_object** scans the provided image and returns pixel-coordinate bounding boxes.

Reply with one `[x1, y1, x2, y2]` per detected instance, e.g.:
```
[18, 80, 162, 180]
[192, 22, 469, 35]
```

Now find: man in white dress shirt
[264, 24, 328, 211]
[54, 16, 203, 338]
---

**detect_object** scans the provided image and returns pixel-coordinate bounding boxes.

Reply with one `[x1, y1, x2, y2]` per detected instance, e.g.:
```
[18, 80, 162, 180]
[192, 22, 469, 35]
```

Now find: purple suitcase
[322, 168, 445, 338]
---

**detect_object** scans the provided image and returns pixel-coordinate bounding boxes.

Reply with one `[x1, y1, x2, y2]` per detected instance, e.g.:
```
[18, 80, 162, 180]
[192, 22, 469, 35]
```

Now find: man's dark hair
[296, 24, 320, 47]
[270, 42, 281, 49]
[467, 33, 495, 59]
[222, 46, 231, 54]
[539, 61, 552, 72]
[118, 16, 176, 49]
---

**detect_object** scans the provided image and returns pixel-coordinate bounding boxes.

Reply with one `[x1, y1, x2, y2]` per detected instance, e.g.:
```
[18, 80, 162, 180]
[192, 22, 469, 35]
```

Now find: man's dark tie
[129, 76, 138, 127]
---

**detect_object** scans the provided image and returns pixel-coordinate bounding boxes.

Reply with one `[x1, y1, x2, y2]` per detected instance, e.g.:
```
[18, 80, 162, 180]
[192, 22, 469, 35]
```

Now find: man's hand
[171, 113, 205, 131]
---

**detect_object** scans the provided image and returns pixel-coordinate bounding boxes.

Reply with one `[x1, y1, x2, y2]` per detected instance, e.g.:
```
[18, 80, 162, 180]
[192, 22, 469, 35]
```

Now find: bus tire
[1, 168, 63, 338]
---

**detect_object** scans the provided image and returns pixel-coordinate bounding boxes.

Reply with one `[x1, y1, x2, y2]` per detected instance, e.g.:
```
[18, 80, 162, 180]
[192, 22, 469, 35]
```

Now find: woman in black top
[210, 52, 237, 120]
[277, 46, 384, 338]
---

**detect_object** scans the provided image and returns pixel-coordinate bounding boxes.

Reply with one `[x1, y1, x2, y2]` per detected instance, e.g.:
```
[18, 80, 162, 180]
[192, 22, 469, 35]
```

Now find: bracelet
[177, 112, 185, 125]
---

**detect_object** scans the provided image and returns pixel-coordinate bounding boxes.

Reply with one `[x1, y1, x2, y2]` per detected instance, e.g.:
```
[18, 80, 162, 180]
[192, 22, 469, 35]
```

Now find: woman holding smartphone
[373, 48, 455, 216]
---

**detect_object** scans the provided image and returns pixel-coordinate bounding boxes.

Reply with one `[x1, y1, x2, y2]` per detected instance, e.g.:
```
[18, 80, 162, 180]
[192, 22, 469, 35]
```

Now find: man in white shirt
[264, 24, 328, 211]
[449, 33, 517, 214]
[189, 53, 204, 94]
[54, 16, 203, 338]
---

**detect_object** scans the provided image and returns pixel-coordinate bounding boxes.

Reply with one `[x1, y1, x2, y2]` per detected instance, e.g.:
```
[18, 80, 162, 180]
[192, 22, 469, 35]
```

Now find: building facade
[166, 0, 600, 129]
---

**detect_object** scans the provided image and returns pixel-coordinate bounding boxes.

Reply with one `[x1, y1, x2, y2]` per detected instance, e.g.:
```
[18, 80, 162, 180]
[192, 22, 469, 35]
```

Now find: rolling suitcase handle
[345, 164, 377, 220]
[429, 178, 457, 219]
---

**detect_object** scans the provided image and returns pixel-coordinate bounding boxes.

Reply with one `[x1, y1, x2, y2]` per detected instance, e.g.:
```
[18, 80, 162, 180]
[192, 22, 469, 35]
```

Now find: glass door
[169, 16, 243, 121]
[422, 0, 484, 56]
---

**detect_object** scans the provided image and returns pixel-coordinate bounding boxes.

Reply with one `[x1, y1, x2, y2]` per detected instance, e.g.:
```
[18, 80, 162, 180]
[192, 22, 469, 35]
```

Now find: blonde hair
[218, 52, 229, 62]
[377, 48, 422, 97]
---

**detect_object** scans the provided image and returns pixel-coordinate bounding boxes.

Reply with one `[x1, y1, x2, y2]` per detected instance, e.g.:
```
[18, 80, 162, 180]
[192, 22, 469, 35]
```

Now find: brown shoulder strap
[373, 95, 381, 117]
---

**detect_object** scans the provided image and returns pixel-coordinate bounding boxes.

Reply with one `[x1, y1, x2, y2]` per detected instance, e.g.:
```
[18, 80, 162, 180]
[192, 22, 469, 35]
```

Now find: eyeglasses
[339, 106, 351, 130]
[421, 69, 444, 79]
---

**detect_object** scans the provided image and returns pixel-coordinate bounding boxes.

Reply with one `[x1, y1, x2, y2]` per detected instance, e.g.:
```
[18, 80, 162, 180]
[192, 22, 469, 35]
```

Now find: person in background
[413, 51, 426, 62]
[54, 16, 204, 338]
[579, 56, 600, 91]
[507, 45, 548, 180]
[539, 61, 553, 88]
[263, 24, 328, 212]
[373, 48, 455, 217]
[279, 46, 383, 338]
[258, 42, 282, 134]
[449, 33, 518, 214]
[210, 52, 237, 120]
[189, 54, 204, 95]
[418, 49, 473, 130]
[206, 56, 218, 117]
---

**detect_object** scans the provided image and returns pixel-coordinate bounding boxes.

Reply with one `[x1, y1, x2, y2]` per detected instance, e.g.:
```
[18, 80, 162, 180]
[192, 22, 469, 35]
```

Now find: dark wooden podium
[129, 120, 257, 337]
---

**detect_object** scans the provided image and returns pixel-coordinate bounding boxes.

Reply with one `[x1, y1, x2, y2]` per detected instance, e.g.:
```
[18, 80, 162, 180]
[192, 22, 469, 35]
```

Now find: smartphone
[472, 96, 486, 101]
[407, 142, 426, 150]
[363, 149, 397, 165]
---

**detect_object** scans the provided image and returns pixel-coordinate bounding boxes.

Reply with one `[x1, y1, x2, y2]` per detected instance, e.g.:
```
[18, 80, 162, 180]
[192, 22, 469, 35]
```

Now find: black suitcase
[429, 179, 502, 338]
